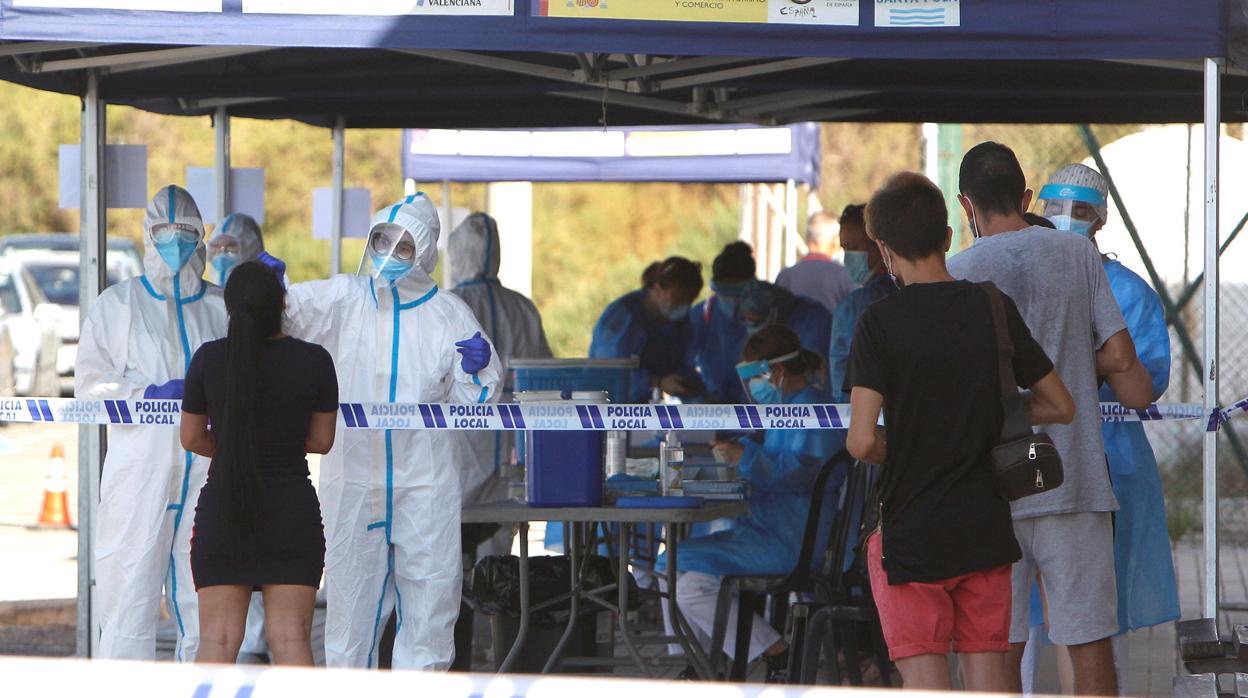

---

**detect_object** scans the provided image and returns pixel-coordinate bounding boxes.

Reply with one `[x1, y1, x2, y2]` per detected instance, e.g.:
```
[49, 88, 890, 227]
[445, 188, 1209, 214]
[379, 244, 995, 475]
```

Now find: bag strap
[980, 282, 1033, 441]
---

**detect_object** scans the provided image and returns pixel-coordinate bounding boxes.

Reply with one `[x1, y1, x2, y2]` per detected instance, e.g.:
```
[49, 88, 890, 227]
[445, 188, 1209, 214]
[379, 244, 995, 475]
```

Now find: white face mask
[880, 243, 902, 289]
[967, 197, 982, 239]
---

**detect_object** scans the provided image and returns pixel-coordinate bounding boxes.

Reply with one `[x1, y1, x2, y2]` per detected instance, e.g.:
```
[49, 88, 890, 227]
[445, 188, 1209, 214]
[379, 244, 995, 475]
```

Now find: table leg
[617, 522, 651, 677]
[498, 522, 529, 673]
[541, 522, 580, 673]
[666, 523, 713, 678]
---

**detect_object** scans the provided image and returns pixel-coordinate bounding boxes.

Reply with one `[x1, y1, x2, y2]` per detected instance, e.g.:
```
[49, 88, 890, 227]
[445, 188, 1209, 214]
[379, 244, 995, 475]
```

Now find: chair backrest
[816, 459, 879, 594]
[780, 449, 853, 588]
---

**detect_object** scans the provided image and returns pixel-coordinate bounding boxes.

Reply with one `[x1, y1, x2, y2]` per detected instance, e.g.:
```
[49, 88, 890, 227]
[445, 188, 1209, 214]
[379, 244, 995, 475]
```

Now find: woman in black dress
[180, 262, 338, 665]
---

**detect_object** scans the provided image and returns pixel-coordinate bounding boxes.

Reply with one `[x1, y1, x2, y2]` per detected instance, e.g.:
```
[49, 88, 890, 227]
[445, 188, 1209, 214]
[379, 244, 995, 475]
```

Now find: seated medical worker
[658, 324, 843, 677]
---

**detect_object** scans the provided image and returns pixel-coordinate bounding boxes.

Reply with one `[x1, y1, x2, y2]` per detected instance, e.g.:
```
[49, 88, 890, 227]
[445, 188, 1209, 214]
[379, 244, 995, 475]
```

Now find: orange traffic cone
[37, 443, 72, 528]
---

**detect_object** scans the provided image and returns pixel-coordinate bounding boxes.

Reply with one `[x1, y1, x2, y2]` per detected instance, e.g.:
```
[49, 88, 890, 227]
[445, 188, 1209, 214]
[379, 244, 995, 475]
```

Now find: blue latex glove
[455, 331, 491, 374]
[143, 379, 184, 400]
[257, 251, 286, 282]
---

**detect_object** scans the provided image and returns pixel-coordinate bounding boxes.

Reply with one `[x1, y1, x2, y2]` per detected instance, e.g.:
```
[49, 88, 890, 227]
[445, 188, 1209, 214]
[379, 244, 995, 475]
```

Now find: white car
[12, 251, 132, 395]
[0, 259, 61, 397]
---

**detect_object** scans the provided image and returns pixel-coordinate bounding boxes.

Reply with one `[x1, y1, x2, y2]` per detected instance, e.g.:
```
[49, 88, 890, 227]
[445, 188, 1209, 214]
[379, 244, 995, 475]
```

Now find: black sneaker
[764, 648, 790, 683]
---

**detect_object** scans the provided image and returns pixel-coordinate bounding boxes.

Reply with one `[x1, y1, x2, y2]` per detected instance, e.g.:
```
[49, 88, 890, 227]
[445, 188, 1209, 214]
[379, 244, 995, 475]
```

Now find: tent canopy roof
[1, 1, 1247, 126]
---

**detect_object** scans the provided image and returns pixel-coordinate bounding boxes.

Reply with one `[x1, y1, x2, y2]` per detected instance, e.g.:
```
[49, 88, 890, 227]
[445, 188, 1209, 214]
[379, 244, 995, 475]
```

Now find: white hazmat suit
[76, 185, 227, 661]
[448, 213, 552, 537]
[284, 194, 502, 669]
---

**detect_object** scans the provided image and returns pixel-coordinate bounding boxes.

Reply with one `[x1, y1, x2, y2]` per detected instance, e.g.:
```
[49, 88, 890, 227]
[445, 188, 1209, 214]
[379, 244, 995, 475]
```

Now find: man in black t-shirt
[845, 173, 1075, 691]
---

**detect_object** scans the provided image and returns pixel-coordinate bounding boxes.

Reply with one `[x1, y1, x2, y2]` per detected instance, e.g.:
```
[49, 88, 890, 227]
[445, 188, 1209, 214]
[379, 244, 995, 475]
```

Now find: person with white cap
[1021, 164, 1179, 693]
[266, 193, 502, 670]
[76, 184, 227, 661]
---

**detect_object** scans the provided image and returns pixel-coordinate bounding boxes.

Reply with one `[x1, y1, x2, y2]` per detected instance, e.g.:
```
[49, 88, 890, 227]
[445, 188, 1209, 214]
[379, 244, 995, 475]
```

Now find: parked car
[0, 233, 143, 278]
[11, 251, 131, 395]
[0, 258, 61, 397]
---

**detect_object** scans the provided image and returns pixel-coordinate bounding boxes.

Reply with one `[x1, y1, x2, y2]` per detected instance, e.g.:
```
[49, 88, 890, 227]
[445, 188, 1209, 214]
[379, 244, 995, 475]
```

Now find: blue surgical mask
[1049, 215, 1094, 237]
[844, 250, 872, 285]
[155, 237, 197, 272]
[663, 303, 690, 322]
[748, 376, 782, 404]
[715, 295, 739, 321]
[371, 253, 415, 283]
[211, 252, 240, 279]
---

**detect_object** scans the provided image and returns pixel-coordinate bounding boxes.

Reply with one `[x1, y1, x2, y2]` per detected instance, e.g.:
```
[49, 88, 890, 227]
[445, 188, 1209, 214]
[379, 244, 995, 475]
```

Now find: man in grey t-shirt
[947, 142, 1154, 696]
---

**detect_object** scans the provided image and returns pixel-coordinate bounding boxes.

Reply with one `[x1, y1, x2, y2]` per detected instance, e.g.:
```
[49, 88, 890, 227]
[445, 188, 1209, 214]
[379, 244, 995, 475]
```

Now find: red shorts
[865, 531, 1011, 660]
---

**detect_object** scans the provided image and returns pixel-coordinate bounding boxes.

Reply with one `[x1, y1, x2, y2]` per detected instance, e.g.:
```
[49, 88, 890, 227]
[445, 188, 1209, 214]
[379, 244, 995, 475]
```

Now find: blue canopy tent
[0, 0, 1242, 660]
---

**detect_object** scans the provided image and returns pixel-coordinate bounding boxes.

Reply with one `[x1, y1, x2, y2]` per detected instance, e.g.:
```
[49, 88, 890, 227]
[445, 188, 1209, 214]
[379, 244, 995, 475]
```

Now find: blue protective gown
[785, 296, 833, 368]
[690, 295, 749, 404]
[1101, 259, 1180, 632]
[1030, 259, 1179, 635]
[829, 274, 897, 404]
[658, 384, 845, 576]
[590, 289, 699, 404]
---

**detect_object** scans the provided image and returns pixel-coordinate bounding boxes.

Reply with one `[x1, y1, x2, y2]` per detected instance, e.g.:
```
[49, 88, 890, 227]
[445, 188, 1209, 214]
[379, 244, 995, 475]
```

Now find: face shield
[359, 223, 419, 282]
[357, 194, 441, 286]
[735, 350, 799, 404]
[1036, 184, 1107, 237]
[207, 233, 242, 277]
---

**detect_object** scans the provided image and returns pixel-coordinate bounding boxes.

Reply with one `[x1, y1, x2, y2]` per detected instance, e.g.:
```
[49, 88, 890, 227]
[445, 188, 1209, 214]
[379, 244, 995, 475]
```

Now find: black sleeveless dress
[184, 336, 338, 589]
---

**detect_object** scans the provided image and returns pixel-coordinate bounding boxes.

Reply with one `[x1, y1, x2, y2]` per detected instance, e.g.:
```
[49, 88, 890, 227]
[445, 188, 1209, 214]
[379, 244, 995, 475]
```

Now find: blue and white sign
[874, 0, 959, 27]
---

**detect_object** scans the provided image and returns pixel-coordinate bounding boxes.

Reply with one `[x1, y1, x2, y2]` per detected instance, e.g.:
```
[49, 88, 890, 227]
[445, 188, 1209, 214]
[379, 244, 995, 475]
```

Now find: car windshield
[0, 274, 19, 315]
[24, 263, 121, 306]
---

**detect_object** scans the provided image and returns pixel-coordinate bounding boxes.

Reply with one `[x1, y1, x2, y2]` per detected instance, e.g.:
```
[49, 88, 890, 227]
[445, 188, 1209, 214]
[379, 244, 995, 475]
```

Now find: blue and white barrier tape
[0, 397, 1226, 431]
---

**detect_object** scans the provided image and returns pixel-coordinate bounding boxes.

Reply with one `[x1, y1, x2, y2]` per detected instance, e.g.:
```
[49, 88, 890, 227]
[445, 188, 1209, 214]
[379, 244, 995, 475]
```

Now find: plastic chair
[704, 450, 854, 681]
[787, 460, 892, 686]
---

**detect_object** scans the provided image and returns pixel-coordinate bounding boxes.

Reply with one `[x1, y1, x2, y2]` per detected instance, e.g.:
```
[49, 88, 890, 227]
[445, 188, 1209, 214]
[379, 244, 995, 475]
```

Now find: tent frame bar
[76, 69, 106, 659]
[32, 45, 266, 74]
[0, 41, 99, 57]
[1202, 56, 1221, 622]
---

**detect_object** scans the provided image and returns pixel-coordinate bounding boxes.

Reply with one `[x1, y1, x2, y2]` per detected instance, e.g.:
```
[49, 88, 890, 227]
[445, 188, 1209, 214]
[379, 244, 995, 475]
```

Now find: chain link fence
[956, 123, 1248, 542]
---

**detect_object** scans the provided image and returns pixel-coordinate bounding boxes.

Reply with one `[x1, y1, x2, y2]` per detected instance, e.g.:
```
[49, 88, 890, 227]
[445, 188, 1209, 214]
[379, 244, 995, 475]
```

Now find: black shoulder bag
[981, 282, 1064, 501]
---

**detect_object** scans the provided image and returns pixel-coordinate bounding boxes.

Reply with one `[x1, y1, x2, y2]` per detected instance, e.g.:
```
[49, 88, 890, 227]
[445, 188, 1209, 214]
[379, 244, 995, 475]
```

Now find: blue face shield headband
[1037, 183, 1107, 237]
[736, 350, 800, 404]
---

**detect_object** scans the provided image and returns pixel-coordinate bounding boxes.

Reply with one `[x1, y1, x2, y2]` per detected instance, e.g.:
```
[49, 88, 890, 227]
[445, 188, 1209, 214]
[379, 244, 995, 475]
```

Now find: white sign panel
[767, 0, 858, 26]
[15, 0, 220, 10]
[58, 144, 148, 210]
[874, 0, 959, 27]
[243, 0, 513, 16]
[186, 167, 266, 226]
[311, 187, 373, 240]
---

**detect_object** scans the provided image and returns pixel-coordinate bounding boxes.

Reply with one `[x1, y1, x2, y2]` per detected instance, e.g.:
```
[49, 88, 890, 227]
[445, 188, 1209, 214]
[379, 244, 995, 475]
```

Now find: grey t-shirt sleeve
[1085, 241, 1128, 349]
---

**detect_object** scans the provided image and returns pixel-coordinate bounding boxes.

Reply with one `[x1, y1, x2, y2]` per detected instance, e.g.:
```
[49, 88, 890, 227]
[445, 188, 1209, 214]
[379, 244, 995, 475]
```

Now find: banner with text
[535, 0, 859, 26]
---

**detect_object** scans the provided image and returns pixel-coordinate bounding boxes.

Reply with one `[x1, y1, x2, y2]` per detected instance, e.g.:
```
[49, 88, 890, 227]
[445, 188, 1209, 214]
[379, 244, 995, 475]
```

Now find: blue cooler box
[518, 390, 609, 507]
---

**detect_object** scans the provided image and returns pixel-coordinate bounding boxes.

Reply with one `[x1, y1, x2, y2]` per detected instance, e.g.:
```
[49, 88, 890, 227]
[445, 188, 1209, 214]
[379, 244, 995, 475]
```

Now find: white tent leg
[330, 117, 345, 275]
[784, 179, 799, 267]
[214, 105, 230, 224]
[77, 69, 106, 658]
[1202, 57, 1222, 621]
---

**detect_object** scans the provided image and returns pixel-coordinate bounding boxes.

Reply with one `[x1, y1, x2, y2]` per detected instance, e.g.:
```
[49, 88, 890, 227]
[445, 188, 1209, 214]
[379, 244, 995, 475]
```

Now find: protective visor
[736, 350, 799, 383]
[150, 221, 201, 245]
[207, 234, 241, 258]
[358, 223, 418, 279]
[1036, 183, 1108, 231]
[710, 280, 748, 298]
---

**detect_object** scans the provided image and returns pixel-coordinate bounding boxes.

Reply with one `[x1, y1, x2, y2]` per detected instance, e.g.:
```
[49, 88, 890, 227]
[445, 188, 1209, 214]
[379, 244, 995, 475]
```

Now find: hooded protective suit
[206, 213, 265, 286]
[689, 296, 749, 404]
[447, 213, 552, 521]
[739, 281, 832, 368]
[76, 185, 227, 661]
[284, 194, 502, 670]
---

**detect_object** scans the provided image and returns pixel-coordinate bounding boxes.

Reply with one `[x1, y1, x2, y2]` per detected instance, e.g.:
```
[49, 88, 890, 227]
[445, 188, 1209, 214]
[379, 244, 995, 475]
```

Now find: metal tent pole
[1202, 57, 1222, 621]
[330, 117, 345, 275]
[213, 105, 231, 224]
[77, 69, 106, 658]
